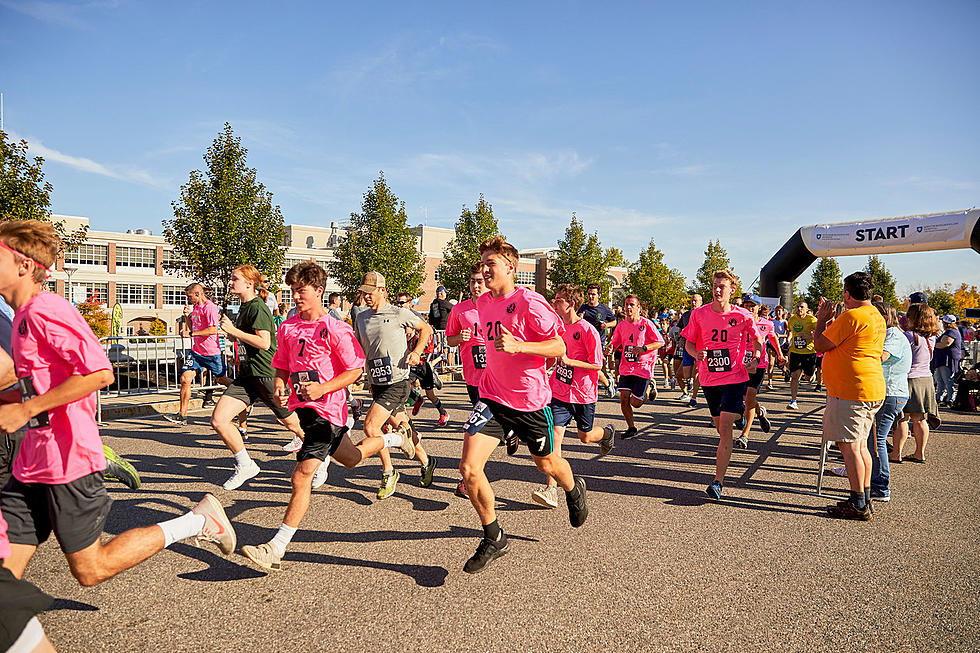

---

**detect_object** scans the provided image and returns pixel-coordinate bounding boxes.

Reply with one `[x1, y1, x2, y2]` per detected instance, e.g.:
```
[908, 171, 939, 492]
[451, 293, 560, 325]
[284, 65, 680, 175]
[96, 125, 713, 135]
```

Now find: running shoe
[103, 444, 141, 490]
[431, 367, 444, 390]
[377, 470, 399, 500]
[411, 397, 424, 416]
[766, 382, 774, 390]
[350, 398, 362, 422]
[241, 542, 282, 571]
[223, 460, 261, 490]
[870, 490, 890, 503]
[395, 424, 416, 459]
[311, 457, 331, 489]
[237, 426, 248, 441]
[419, 456, 437, 488]
[599, 424, 615, 455]
[163, 413, 187, 426]
[829, 465, 847, 477]
[757, 405, 771, 433]
[463, 534, 510, 574]
[531, 485, 560, 508]
[454, 479, 469, 498]
[688, 397, 697, 408]
[191, 494, 236, 555]
[678, 393, 691, 403]
[436, 414, 449, 427]
[669, 377, 676, 390]
[622, 426, 638, 440]
[827, 500, 872, 521]
[787, 400, 798, 410]
[705, 480, 723, 500]
[282, 435, 303, 453]
[505, 431, 519, 455]
[566, 477, 589, 527]
[201, 393, 216, 408]
[733, 436, 748, 449]
[734, 416, 745, 431]
[607, 384, 618, 399]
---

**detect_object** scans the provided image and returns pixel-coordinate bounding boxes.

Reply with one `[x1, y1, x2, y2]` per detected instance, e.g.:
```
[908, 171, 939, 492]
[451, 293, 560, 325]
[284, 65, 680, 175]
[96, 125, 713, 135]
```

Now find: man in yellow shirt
[813, 271, 885, 521]
[786, 301, 818, 409]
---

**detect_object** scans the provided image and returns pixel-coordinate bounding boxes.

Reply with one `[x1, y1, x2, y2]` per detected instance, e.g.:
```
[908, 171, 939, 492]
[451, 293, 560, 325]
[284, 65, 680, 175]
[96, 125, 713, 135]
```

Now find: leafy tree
[791, 281, 807, 309]
[624, 239, 687, 313]
[806, 257, 843, 307]
[549, 213, 610, 298]
[76, 300, 109, 338]
[926, 287, 957, 317]
[604, 247, 628, 268]
[439, 195, 501, 300]
[864, 255, 899, 307]
[953, 283, 980, 317]
[163, 123, 286, 309]
[328, 173, 424, 300]
[0, 130, 88, 251]
[693, 240, 736, 298]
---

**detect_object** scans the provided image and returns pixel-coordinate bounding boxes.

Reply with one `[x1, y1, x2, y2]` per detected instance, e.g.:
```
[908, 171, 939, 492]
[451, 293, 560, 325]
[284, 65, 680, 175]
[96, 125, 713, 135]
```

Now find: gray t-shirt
[354, 304, 423, 386]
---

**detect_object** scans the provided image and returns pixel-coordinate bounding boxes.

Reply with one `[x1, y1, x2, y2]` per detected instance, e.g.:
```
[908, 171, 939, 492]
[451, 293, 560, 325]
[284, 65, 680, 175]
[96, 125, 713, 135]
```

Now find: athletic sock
[566, 481, 582, 501]
[380, 431, 404, 449]
[849, 490, 867, 510]
[382, 465, 394, 475]
[269, 524, 297, 557]
[157, 512, 207, 548]
[434, 400, 447, 416]
[483, 519, 502, 542]
[233, 449, 252, 467]
[408, 389, 421, 403]
[864, 487, 872, 504]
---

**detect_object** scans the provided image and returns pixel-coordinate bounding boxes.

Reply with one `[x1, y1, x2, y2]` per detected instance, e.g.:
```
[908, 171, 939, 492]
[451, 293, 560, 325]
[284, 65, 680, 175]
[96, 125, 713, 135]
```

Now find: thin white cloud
[649, 164, 715, 178]
[0, 0, 120, 29]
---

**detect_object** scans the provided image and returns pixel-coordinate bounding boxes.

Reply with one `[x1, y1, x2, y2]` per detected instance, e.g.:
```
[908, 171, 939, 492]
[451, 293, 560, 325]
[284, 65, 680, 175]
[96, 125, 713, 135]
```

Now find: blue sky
[2, 0, 978, 294]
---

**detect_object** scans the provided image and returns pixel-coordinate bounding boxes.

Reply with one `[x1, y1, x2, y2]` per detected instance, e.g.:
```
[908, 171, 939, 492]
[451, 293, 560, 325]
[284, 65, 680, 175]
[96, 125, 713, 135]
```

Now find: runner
[734, 294, 785, 449]
[787, 301, 818, 409]
[577, 284, 617, 397]
[681, 270, 762, 500]
[459, 236, 589, 574]
[164, 283, 225, 425]
[1, 505, 55, 653]
[0, 220, 235, 588]
[678, 293, 703, 406]
[399, 291, 449, 427]
[208, 265, 310, 490]
[605, 295, 664, 440]
[240, 262, 409, 571]
[531, 284, 614, 508]
[353, 272, 436, 499]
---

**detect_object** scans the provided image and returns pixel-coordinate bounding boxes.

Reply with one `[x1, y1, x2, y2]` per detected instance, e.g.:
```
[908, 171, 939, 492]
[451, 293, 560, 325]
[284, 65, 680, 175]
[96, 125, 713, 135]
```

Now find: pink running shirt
[681, 304, 760, 386]
[12, 291, 112, 484]
[272, 313, 366, 426]
[445, 298, 487, 387]
[477, 286, 565, 412]
[190, 300, 221, 356]
[610, 317, 663, 380]
[0, 508, 10, 559]
[749, 317, 781, 369]
[550, 319, 602, 404]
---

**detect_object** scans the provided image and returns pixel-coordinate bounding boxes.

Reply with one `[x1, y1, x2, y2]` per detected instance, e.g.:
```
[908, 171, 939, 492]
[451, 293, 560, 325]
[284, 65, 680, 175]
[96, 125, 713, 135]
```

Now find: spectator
[274, 302, 287, 329]
[327, 292, 344, 321]
[933, 314, 962, 406]
[813, 271, 886, 520]
[892, 304, 941, 464]
[427, 285, 453, 331]
[868, 302, 911, 502]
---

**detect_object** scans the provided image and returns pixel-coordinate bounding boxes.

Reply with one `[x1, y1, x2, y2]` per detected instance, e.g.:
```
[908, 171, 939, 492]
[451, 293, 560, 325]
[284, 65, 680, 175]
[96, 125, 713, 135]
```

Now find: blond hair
[478, 235, 519, 267]
[0, 220, 59, 283]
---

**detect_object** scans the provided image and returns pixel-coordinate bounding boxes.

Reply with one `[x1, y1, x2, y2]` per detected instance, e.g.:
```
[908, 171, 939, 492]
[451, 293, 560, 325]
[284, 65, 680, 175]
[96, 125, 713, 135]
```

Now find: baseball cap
[941, 314, 957, 324]
[436, 285, 447, 294]
[742, 293, 762, 306]
[358, 271, 385, 293]
[909, 291, 928, 304]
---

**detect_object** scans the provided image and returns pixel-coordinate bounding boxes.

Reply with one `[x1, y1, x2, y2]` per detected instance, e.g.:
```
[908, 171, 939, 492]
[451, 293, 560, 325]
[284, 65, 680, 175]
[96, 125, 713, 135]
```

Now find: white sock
[346, 415, 354, 429]
[233, 449, 252, 467]
[380, 431, 403, 448]
[157, 512, 206, 548]
[269, 524, 297, 557]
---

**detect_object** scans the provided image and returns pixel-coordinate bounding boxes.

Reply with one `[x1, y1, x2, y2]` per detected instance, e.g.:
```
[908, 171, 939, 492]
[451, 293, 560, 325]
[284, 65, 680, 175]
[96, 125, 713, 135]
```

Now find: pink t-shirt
[681, 304, 760, 387]
[550, 319, 602, 404]
[0, 508, 10, 559]
[272, 313, 366, 426]
[610, 317, 663, 380]
[751, 318, 780, 368]
[190, 301, 221, 356]
[12, 292, 112, 484]
[477, 286, 565, 412]
[445, 297, 487, 387]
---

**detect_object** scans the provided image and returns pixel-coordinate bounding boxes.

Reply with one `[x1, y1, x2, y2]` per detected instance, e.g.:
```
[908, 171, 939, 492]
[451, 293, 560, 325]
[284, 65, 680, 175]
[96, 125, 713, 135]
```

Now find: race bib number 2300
[705, 349, 732, 374]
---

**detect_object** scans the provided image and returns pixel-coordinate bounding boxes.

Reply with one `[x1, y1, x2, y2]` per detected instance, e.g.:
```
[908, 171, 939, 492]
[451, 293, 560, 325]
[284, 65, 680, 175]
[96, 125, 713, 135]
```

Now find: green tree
[439, 194, 501, 300]
[549, 213, 610, 298]
[604, 247, 628, 268]
[806, 257, 843, 307]
[864, 255, 899, 307]
[163, 123, 286, 309]
[927, 287, 957, 316]
[624, 239, 686, 313]
[0, 130, 87, 251]
[328, 173, 424, 300]
[692, 240, 735, 298]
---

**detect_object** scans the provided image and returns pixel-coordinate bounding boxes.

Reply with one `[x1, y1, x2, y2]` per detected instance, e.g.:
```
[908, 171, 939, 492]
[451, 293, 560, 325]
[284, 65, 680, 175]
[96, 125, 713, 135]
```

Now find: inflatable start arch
[759, 208, 980, 308]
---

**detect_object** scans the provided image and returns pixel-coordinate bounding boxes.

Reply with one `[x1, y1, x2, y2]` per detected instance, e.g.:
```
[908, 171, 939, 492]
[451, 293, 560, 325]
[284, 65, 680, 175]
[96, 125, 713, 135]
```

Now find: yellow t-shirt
[821, 305, 886, 402]
[788, 314, 818, 354]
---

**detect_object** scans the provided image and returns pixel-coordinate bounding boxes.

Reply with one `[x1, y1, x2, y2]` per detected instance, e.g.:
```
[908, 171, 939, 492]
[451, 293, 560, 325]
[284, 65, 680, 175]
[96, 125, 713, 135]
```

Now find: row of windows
[115, 284, 156, 305]
[116, 246, 156, 268]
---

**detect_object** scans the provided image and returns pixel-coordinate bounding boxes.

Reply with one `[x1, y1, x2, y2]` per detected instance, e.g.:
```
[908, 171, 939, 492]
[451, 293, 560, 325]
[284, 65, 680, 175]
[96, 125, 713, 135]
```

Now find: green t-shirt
[236, 297, 277, 378]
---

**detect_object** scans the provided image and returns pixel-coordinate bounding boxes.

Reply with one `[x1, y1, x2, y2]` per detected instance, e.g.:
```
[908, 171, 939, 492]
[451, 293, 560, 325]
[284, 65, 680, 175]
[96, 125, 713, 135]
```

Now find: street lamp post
[63, 265, 78, 305]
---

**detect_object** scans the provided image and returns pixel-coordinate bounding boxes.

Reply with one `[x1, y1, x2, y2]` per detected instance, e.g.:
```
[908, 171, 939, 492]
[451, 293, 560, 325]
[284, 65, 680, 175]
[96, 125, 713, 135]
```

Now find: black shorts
[789, 353, 817, 376]
[294, 407, 348, 462]
[466, 384, 481, 405]
[746, 369, 766, 391]
[369, 380, 412, 414]
[222, 376, 292, 419]
[617, 374, 650, 400]
[472, 398, 555, 457]
[1, 472, 110, 554]
[408, 363, 438, 390]
[0, 566, 53, 651]
[550, 398, 596, 432]
[702, 382, 747, 417]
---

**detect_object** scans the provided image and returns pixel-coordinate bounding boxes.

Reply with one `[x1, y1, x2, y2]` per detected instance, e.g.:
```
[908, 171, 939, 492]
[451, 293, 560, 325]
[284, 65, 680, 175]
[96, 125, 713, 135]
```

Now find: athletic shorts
[294, 407, 348, 462]
[789, 353, 816, 376]
[0, 567, 53, 652]
[183, 351, 225, 376]
[702, 382, 747, 417]
[466, 384, 481, 405]
[617, 374, 650, 401]
[222, 376, 292, 419]
[550, 398, 596, 432]
[682, 349, 696, 367]
[1, 472, 110, 554]
[746, 369, 766, 391]
[369, 380, 412, 414]
[408, 362, 438, 390]
[765, 343, 779, 362]
[468, 398, 555, 457]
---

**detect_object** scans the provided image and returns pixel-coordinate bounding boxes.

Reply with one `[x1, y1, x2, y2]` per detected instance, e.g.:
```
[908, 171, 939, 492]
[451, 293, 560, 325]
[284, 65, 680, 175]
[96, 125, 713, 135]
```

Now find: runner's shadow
[48, 598, 99, 612]
[284, 551, 449, 587]
[172, 543, 266, 582]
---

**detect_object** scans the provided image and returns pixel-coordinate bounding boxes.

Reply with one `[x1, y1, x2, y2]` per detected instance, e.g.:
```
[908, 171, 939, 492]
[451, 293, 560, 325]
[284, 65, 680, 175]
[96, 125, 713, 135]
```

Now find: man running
[165, 283, 225, 425]
[0, 220, 235, 588]
[678, 293, 702, 407]
[459, 236, 589, 574]
[577, 284, 617, 396]
[681, 270, 762, 500]
[734, 294, 785, 449]
[240, 262, 414, 570]
[531, 284, 614, 508]
[353, 272, 436, 499]
[787, 300, 818, 409]
[606, 295, 664, 440]
[400, 292, 449, 427]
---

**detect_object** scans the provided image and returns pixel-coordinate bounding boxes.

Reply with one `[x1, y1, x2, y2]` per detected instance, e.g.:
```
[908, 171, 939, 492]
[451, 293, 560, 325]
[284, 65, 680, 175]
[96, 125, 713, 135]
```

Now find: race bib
[794, 336, 807, 349]
[471, 344, 487, 370]
[368, 356, 393, 385]
[706, 349, 732, 373]
[183, 350, 194, 367]
[290, 369, 320, 386]
[464, 400, 493, 435]
[18, 377, 49, 428]
[624, 345, 641, 363]
[743, 350, 755, 366]
[555, 361, 574, 385]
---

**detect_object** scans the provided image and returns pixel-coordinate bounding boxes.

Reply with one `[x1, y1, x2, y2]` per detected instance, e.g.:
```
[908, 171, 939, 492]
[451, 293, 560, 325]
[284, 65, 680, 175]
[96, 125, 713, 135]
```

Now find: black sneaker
[163, 413, 187, 426]
[566, 477, 589, 527]
[734, 417, 745, 431]
[757, 405, 771, 433]
[622, 426, 638, 440]
[463, 534, 510, 574]
[505, 431, 519, 456]
[201, 392, 216, 408]
[827, 500, 871, 521]
[733, 436, 748, 449]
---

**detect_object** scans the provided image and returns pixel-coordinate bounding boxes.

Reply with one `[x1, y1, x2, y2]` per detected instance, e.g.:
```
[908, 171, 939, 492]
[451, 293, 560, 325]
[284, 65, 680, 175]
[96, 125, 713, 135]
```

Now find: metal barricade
[431, 330, 461, 373]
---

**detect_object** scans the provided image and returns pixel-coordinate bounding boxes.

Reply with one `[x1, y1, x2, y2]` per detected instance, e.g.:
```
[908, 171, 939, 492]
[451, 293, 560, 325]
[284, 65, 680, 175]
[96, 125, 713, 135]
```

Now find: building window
[279, 288, 292, 306]
[64, 243, 108, 266]
[162, 250, 192, 274]
[163, 286, 187, 306]
[117, 283, 155, 306]
[116, 246, 156, 268]
[516, 270, 535, 286]
[69, 282, 108, 305]
[434, 267, 441, 282]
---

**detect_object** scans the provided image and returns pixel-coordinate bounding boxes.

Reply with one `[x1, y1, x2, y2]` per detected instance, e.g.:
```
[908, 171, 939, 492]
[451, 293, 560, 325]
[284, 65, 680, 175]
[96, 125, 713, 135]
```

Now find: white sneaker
[531, 485, 560, 508]
[282, 435, 303, 453]
[830, 465, 847, 477]
[311, 457, 331, 489]
[222, 461, 260, 490]
[679, 393, 691, 402]
[787, 400, 799, 410]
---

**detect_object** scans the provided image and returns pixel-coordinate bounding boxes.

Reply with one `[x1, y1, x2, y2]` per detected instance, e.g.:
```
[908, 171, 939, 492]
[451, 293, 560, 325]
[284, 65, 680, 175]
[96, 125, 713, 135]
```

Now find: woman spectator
[932, 314, 962, 406]
[891, 304, 941, 464]
[869, 303, 911, 501]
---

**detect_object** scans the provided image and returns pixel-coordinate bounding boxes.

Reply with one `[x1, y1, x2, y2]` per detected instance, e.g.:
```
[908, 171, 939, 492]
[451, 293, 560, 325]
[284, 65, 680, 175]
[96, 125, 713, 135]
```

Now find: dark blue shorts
[702, 382, 747, 417]
[183, 351, 225, 376]
[682, 349, 696, 367]
[550, 398, 596, 432]
[617, 374, 650, 400]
